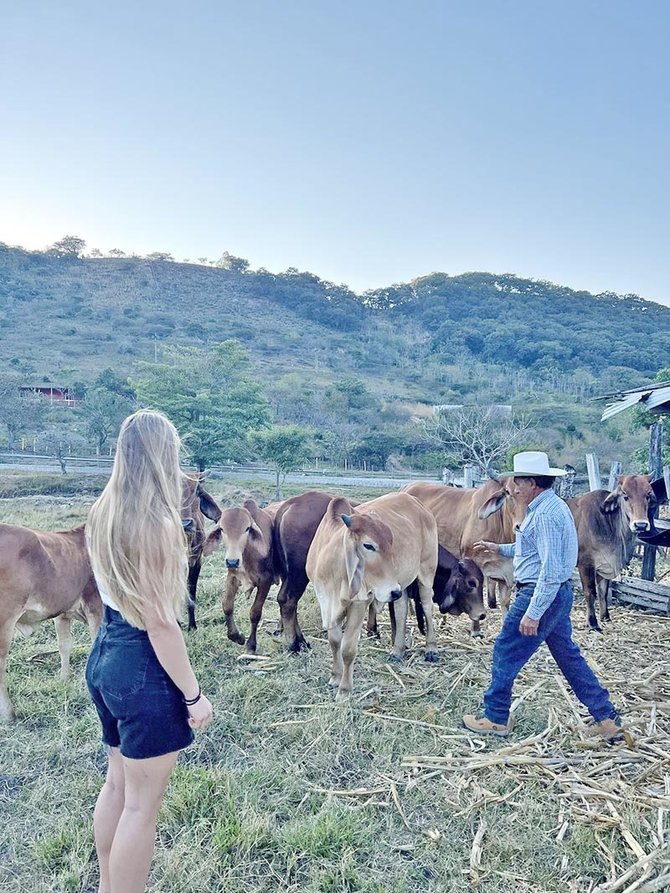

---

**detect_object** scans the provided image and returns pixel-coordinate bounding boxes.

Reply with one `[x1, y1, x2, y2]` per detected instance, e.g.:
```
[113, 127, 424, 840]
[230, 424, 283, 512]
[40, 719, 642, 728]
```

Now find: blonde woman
[85, 409, 213, 893]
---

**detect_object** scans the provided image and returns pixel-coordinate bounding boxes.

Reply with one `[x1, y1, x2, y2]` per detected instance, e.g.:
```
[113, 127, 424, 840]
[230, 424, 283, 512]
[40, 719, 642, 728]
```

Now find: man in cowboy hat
[463, 451, 624, 742]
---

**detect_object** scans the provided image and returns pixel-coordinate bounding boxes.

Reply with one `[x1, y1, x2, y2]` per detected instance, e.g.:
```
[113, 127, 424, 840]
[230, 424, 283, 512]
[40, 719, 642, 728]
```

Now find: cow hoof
[424, 650, 439, 663]
[603, 615, 611, 623]
[335, 690, 351, 703]
[470, 630, 484, 639]
[328, 676, 341, 689]
[287, 638, 311, 655]
[187, 622, 197, 633]
[244, 644, 257, 655]
[387, 653, 403, 664]
[589, 624, 603, 634]
[366, 628, 380, 639]
[229, 632, 246, 645]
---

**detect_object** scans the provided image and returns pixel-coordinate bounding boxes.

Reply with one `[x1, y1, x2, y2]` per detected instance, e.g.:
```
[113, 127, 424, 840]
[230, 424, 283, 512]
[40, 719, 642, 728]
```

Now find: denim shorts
[86, 606, 195, 760]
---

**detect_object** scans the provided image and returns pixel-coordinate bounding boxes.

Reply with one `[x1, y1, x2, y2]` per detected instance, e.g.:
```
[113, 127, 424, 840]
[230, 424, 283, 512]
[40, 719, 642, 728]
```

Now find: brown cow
[181, 475, 222, 631]
[272, 490, 341, 653]
[404, 479, 522, 632]
[203, 498, 277, 653]
[0, 523, 101, 721]
[306, 492, 438, 701]
[567, 473, 655, 631]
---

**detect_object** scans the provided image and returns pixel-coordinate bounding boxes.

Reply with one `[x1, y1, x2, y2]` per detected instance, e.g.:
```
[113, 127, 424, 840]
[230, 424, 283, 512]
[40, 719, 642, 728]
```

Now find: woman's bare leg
[108, 750, 178, 893]
[93, 746, 125, 893]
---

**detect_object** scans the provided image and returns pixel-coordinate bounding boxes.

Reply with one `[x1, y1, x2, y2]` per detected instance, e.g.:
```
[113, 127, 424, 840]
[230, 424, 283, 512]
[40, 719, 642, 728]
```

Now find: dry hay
[270, 592, 670, 893]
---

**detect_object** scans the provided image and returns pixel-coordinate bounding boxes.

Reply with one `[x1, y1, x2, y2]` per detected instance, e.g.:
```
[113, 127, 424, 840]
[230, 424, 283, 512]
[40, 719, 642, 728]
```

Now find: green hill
[0, 242, 663, 471]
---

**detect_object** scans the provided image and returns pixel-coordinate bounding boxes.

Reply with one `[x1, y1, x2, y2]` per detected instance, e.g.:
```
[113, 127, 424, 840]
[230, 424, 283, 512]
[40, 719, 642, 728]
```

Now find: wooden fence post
[463, 464, 475, 488]
[642, 422, 663, 581]
[586, 453, 602, 491]
[556, 464, 576, 499]
[607, 460, 622, 492]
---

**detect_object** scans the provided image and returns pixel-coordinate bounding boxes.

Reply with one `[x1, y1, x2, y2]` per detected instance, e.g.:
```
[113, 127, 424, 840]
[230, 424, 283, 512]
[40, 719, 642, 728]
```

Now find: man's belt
[515, 580, 571, 590]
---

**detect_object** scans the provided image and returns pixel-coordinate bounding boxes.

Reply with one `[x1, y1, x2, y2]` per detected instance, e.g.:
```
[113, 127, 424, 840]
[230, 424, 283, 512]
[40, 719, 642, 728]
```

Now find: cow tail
[271, 513, 288, 580]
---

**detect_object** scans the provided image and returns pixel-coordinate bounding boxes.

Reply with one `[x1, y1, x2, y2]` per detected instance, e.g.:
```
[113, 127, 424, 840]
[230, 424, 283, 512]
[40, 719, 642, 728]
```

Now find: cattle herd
[0, 472, 656, 720]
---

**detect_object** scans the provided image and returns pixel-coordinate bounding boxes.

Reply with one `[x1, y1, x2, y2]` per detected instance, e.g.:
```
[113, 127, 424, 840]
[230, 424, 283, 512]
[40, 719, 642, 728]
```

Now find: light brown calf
[306, 492, 438, 702]
[0, 523, 101, 721]
[204, 498, 277, 653]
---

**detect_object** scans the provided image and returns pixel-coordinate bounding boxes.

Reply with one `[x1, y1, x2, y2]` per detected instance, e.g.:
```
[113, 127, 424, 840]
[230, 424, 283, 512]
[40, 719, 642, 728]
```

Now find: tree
[252, 425, 313, 498]
[215, 252, 250, 273]
[132, 342, 271, 470]
[78, 388, 134, 454]
[422, 405, 535, 475]
[108, 248, 126, 257]
[47, 235, 87, 258]
[145, 252, 174, 262]
[39, 428, 88, 474]
[350, 431, 407, 470]
[94, 369, 136, 400]
[0, 375, 46, 449]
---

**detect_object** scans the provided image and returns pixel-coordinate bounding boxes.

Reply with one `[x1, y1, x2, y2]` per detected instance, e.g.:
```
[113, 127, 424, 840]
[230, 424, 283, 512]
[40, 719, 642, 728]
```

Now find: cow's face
[204, 506, 268, 569]
[439, 559, 486, 621]
[604, 474, 655, 533]
[341, 512, 402, 606]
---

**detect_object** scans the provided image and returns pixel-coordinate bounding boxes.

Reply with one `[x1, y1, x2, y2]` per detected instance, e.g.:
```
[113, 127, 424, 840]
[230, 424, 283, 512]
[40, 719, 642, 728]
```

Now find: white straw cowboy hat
[501, 451, 567, 478]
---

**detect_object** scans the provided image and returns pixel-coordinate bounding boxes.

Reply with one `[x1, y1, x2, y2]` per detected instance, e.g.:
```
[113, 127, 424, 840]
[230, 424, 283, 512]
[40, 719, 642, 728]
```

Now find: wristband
[184, 687, 202, 706]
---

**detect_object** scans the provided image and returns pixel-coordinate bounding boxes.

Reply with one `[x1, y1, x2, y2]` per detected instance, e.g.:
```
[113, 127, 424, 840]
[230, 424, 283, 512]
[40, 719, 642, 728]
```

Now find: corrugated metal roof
[597, 381, 670, 420]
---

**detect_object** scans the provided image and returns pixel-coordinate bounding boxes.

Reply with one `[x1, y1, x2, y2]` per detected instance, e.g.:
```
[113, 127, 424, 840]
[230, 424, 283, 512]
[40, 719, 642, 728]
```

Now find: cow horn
[485, 463, 500, 481]
[341, 513, 353, 528]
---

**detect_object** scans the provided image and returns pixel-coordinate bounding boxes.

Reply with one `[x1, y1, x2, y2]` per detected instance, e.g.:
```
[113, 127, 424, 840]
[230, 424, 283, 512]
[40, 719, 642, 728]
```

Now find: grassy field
[1, 479, 670, 893]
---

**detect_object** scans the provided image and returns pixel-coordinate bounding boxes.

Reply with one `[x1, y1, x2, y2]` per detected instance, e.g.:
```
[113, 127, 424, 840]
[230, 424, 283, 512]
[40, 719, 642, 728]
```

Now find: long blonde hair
[86, 409, 187, 628]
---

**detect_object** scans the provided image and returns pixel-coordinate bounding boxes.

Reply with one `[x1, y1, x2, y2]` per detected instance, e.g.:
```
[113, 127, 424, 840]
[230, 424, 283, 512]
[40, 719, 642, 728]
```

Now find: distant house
[20, 385, 79, 407]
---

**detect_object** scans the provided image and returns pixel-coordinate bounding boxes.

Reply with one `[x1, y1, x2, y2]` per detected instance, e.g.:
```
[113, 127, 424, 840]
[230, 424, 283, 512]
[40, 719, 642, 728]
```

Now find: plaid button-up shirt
[499, 488, 579, 620]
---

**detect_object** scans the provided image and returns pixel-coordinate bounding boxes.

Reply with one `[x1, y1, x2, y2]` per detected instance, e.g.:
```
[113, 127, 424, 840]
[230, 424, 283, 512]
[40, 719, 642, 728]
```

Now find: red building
[20, 386, 79, 407]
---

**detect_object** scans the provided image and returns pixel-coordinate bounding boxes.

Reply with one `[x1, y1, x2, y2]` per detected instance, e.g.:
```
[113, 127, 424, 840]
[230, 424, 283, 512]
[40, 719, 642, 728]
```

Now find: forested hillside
[0, 241, 665, 472]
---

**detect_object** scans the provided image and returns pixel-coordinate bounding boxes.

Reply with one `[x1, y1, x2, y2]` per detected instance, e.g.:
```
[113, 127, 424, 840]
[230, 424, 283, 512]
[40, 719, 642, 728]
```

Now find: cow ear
[440, 589, 457, 610]
[199, 488, 222, 522]
[478, 490, 506, 520]
[203, 527, 222, 556]
[246, 520, 271, 558]
[341, 514, 353, 528]
[247, 521, 263, 538]
[603, 489, 621, 514]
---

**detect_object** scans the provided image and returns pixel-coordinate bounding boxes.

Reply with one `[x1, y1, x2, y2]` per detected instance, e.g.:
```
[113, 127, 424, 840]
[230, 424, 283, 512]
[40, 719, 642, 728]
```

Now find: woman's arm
[145, 617, 213, 729]
[146, 619, 199, 700]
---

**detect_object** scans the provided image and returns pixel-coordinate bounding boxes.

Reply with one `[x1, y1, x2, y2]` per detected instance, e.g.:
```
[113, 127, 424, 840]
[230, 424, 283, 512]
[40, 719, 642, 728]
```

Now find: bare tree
[422, 405, 535, 475]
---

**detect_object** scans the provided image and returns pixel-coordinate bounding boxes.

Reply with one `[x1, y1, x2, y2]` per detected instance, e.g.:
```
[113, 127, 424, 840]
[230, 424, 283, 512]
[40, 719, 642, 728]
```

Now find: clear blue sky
[2, 1, 669, 304]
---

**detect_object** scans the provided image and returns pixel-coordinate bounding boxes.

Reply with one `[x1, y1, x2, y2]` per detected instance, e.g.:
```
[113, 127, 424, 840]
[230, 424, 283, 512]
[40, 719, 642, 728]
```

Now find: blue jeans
[483, 582, 617, 725]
